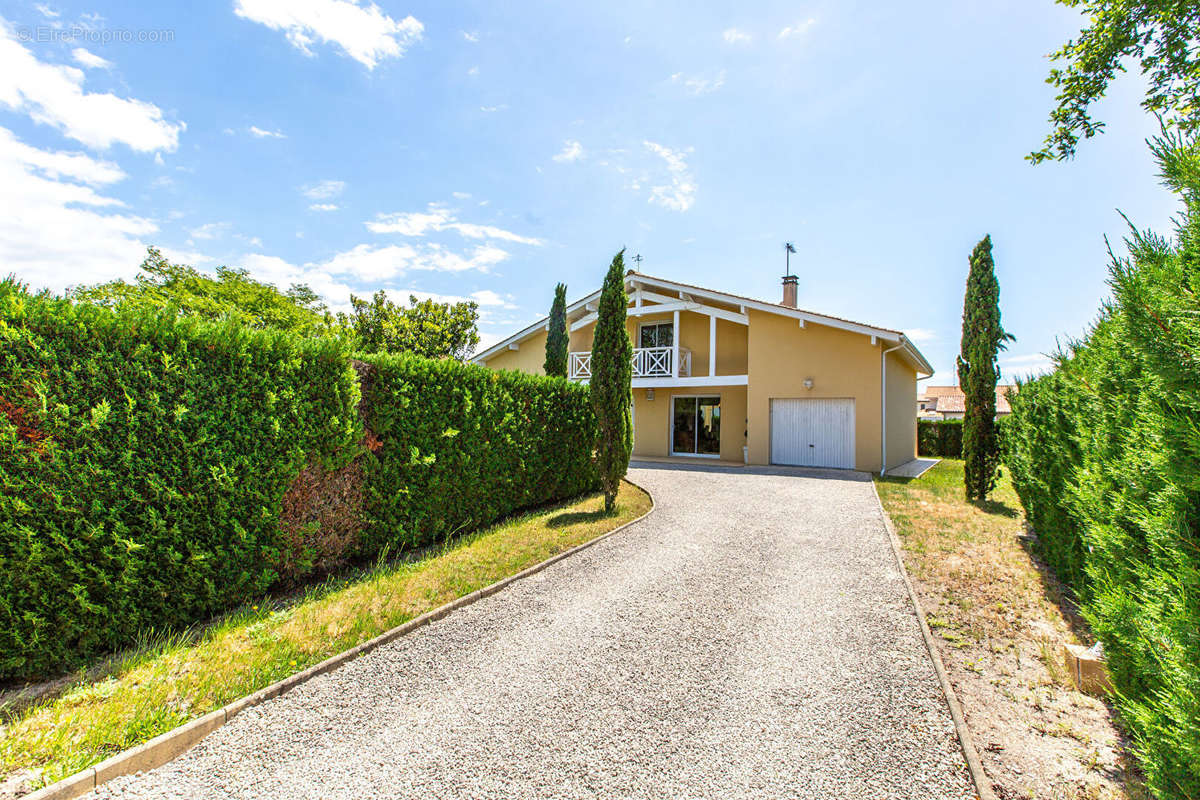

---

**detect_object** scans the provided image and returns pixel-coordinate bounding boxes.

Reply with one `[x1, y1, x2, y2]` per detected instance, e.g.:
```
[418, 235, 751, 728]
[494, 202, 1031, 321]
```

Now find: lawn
[0, 480, 651, 795]
[876, 460, 1145, 800]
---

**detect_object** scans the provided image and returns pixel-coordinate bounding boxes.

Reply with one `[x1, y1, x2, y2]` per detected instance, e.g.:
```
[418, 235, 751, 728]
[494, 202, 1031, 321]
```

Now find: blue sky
[0, 0, 1182, 384]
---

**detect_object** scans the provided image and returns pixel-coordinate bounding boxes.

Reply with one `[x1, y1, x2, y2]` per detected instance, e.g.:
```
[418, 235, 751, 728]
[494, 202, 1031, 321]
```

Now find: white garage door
[770, 398, 856, 469]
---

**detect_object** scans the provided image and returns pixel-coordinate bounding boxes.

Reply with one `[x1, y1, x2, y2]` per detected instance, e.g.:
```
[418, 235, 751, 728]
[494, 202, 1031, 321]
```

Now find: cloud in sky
[905, 327, 937, 343]
[309, 202, 338, 211]
[188, 221, 230, 240]
[722, 27, 751, 44]
[778, 18, 817, 39]
[643, 141, 696, 212]
[71, 48, 111, 70]
[462, 31, 479, 43]
[366, 203, 544, 245]
[0, 125, 155, 291]
[233, 0, 424, 69]
[552, 139, 584, 163]
[248, 125, 286, 138]
[0, 24, 183, 152]
[670, 70, 726, 97]
[302, 179, 346, 199]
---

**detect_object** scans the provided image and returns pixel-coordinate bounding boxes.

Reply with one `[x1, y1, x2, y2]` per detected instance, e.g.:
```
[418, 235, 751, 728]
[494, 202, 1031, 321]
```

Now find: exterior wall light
[646, 388, 655, 400]
[803, 377, 814, 390]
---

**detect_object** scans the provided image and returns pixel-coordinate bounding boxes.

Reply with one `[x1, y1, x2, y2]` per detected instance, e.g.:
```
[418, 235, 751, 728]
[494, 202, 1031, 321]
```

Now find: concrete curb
[870, 479, 998, 800]
[21, 482, 655, 800]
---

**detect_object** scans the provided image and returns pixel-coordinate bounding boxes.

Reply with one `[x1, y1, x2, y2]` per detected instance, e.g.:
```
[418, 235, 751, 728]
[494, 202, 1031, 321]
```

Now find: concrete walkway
[90, 463, 973, 800]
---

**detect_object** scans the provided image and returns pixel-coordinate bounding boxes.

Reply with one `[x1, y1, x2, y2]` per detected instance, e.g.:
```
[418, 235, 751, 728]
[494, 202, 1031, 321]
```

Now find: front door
[672, 396, 721, 457]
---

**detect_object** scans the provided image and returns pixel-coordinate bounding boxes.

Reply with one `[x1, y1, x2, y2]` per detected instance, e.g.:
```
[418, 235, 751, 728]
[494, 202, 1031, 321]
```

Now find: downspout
[880, 339, 905, 476]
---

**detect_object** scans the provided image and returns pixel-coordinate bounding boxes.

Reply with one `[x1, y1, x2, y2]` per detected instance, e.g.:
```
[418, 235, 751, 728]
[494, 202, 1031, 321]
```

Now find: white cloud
[552, 139, 584, 163]
[309, 202, 338, 211]
[233, 0, 424, 69]
[71, 48, 111, 70]
[467, 66, 479, 76]
[366, 203, 543, 245]
[302, 179, 345, 199]
[722, 27, 751, 44]
[405, 288, 515, 308]
[461, 31, 479, 43]
[904, 327, 937, 343]
[0, 126, 156, 291]
[1000, 352, 1055, 376]
[452, 191, 471, 200]
[670, 70, 726, 97]
[778, 18, 817, 39]
[239, 252, 357, 313]
[0, 24, 183, 152]
[34, 4, 59, 18]
[643, 140, 696, 212]
[188, 221, 230, 240]
[249, 125, 286, 138]
[480, 104, 507, 113]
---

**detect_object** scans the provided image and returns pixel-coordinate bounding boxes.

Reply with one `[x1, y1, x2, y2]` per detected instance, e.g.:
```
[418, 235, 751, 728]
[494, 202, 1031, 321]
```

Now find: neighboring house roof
[473, 271, 934, 375]
[918, 385, 1015, 414]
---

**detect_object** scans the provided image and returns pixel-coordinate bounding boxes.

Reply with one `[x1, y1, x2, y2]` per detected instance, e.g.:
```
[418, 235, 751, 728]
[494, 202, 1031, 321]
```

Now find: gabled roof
[918, 385, 1016, 414]
[473, 271, 934, 375]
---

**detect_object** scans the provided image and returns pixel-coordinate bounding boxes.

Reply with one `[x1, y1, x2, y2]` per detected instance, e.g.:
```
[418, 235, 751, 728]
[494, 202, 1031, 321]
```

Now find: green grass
[0, 481, 652, 791]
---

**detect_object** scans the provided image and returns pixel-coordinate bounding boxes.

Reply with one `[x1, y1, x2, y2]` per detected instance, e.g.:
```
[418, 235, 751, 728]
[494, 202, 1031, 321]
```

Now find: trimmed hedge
[0, 282, 598, 681]
[917, 419, 963, 458]
[1003, 139, 1200, 797]
[359, 353, 597, 553]
[0, 281, 361, 679]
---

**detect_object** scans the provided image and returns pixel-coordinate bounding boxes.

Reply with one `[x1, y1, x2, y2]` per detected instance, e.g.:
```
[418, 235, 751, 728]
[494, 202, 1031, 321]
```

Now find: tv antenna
[784, 242, 796, 276]
[631, 253, 644, 268]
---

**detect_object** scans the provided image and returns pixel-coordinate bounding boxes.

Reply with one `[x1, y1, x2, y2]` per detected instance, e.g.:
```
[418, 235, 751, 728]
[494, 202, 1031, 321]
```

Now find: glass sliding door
[672, 396, 721, 457]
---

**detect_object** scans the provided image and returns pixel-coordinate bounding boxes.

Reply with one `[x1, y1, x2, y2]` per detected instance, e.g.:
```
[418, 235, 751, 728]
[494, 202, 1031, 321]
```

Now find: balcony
[569, 346, 692, 381]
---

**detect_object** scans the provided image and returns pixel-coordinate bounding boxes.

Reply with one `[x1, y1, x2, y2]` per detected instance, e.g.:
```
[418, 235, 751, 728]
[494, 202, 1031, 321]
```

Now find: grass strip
[0, 480, 651, 792]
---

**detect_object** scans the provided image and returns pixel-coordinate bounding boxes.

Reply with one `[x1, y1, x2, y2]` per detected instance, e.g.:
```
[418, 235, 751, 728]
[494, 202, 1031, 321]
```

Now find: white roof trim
[472, 273, 934, 375]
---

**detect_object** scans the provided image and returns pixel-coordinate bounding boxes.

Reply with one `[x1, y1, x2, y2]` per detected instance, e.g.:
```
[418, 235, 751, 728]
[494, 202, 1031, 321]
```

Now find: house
[918, 385, 1015, 420]
[473, 271, 933, 473]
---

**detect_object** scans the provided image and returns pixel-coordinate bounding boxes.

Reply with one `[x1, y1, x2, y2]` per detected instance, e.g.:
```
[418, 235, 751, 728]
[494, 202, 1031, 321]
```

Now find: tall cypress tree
[957, 234, 1012, 501]
[590, 250, 633, 512]
[544, 282, 568, 377]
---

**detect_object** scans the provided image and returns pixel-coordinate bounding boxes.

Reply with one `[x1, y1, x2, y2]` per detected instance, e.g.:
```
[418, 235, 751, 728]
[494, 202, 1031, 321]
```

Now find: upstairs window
[639, 322, 673, 349]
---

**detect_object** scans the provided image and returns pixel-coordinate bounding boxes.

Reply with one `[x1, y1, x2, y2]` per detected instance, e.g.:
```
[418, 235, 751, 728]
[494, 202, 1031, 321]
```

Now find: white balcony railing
[568, 346, 691, 380]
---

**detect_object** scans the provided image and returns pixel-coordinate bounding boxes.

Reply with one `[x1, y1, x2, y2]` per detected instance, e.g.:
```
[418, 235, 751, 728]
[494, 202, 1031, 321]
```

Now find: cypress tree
[590, 250, 633, 512]
[544, 282, 568, 377]
[957, 234, 1012, 501]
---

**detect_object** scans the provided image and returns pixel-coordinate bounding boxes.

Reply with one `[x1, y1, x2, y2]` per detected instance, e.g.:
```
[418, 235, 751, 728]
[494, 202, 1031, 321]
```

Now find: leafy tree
[590, 251, 633, 513]
[1031, 0, 1200, 163]
[71, 248, 333, 335]
[343, 290, 480, 359]
[544, 282, 569, 376]
[957, 235, 1013, 501]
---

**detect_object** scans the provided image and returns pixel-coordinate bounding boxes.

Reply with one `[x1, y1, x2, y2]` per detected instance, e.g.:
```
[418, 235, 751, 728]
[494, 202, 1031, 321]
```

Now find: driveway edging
[869, 479, 997, 800]
[21, 481, 655, 800]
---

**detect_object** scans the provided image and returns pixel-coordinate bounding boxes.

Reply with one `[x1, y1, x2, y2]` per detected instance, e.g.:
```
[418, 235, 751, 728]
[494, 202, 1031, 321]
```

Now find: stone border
[869, 480, 998, 800]
[22, 482, 655, 800]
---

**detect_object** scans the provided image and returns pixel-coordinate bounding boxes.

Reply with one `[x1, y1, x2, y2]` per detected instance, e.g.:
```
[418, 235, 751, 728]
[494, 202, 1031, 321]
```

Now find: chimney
[781, 274, 798, 308]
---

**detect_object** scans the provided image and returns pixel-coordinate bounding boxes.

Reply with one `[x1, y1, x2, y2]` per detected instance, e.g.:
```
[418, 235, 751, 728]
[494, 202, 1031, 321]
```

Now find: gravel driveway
[88, 463, 973, 800]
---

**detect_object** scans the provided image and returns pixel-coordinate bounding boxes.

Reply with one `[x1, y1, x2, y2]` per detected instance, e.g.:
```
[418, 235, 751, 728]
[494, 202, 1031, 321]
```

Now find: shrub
[358, 353, 598, 552]
[917, 419, 963, 458]
[1003, 136, 1200, 797]
[0, 284, 598, 681]
[0, 280, 361, 679]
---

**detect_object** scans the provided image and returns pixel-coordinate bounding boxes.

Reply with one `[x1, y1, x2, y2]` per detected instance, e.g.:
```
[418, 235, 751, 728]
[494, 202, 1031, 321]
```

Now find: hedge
[917, 419, 963, 458]
[1003, 138, 1200, 797]
[0, 282, 598, 681]
[359, 353, 597, 553]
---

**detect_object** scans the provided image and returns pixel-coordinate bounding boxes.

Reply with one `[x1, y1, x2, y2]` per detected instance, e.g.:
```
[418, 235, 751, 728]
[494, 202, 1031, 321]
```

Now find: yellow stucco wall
[885, 351, 918, 470]
[745, 309, 916, 472]
[481, 328, 548, 374]
[632, 385, 747, 461]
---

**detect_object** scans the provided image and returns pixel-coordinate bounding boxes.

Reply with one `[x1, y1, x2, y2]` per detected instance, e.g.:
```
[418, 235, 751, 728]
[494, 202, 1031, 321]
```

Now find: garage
[770, 398, 856, 469]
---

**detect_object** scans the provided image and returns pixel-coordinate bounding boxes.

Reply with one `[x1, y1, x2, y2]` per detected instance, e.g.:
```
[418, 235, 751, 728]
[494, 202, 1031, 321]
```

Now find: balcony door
[639, 322, 673, 349]
[672, 396, 721, 458]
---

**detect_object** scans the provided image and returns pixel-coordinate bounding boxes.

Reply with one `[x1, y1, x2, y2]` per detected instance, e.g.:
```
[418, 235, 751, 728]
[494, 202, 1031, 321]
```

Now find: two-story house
[473, 271, 932, 473]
